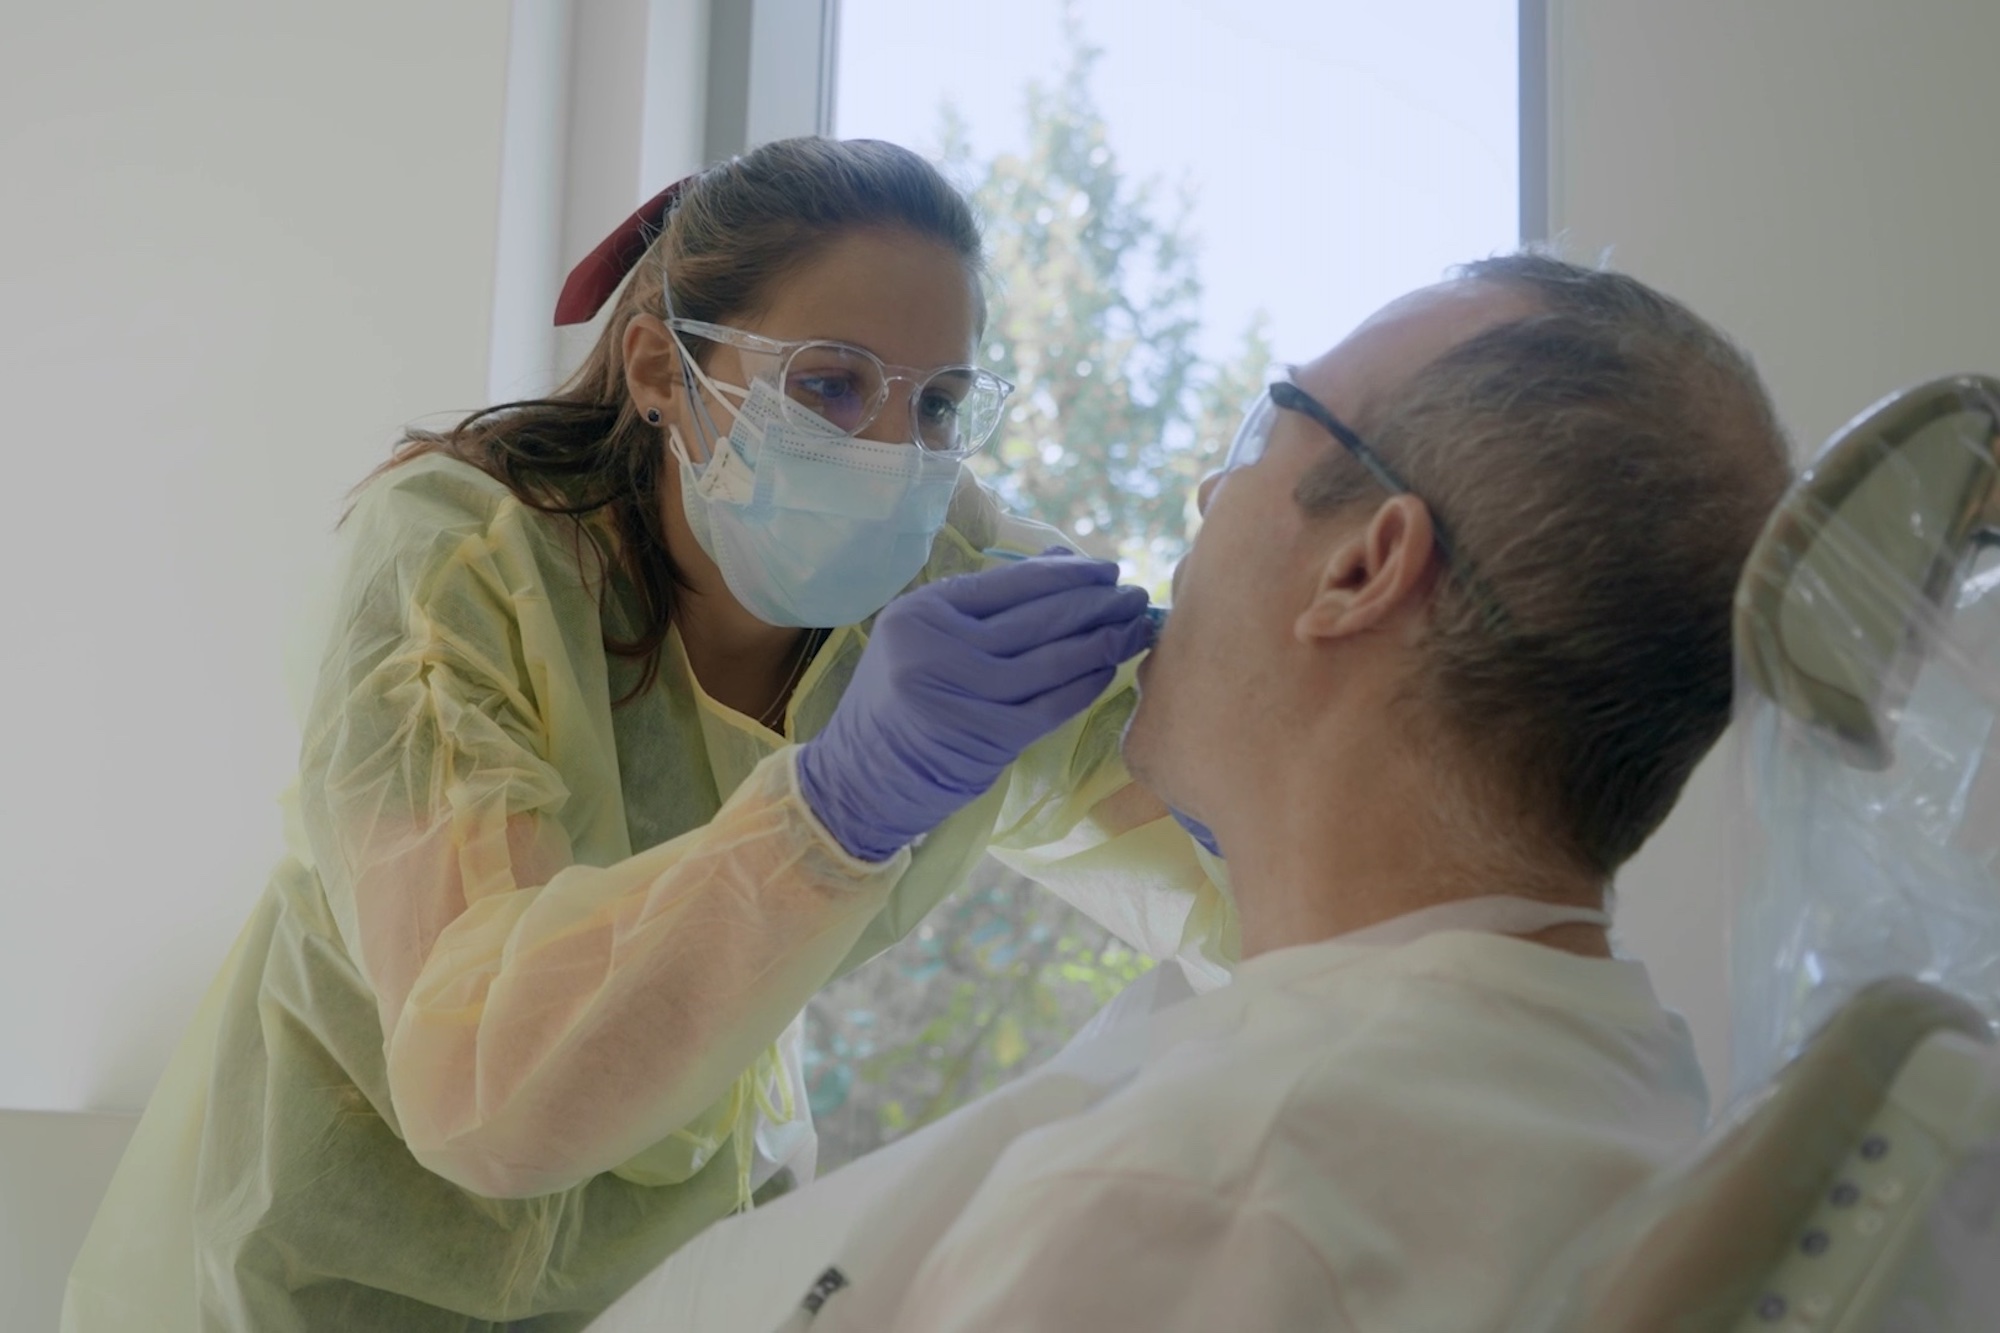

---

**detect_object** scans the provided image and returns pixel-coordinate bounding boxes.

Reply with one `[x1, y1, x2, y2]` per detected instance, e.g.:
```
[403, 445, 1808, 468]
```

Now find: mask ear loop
[659, 258, 734, 469]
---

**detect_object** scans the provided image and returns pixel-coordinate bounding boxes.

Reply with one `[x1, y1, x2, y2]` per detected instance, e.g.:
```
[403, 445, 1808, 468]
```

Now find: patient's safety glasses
[668, 318, 1014, 458]
[1224, 373, 1508, 630]
[1224, 378, 1421, 501]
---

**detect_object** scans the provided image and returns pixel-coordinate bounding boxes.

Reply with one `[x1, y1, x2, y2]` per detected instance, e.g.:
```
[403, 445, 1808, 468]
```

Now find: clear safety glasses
[1226, 372, 1509, 630]
[669, 318, 1014, 458]
[1222, 376, 1416, 498]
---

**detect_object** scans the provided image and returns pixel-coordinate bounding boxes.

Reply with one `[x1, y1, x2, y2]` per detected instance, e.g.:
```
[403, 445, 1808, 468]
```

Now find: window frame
[1521, 0, 1550, 243]
[706, 0, 840, 156]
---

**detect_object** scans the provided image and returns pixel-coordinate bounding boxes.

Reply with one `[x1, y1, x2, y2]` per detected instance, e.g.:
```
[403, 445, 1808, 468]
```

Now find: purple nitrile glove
[798, 553, 1155, 861]
[1172, 809, 1223, 859]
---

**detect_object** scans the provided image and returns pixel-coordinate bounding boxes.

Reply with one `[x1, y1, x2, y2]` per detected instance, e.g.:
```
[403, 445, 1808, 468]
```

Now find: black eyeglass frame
[1267, 377, 1509, 632]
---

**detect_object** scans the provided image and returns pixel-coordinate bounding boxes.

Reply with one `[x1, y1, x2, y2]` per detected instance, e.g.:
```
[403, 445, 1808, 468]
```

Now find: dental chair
[1511, 375, 2000, 1333]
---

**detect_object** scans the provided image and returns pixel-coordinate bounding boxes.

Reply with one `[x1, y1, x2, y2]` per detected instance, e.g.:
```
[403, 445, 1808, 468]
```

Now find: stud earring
[645, 408, 662, 425]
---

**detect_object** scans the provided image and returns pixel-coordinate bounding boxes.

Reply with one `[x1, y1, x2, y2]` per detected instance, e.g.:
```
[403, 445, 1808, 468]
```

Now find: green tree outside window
[805, 10, 1269, 1172]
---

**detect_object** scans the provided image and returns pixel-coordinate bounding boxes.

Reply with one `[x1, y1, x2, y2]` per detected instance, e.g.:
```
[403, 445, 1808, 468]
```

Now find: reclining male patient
[592, 253, 1794, 1332]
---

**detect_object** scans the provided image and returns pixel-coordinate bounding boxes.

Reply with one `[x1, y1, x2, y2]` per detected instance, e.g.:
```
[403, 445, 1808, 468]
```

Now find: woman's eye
[792, 374, 860, 406]
[919, 391, 962, 424]
[786, 371, 874, 431]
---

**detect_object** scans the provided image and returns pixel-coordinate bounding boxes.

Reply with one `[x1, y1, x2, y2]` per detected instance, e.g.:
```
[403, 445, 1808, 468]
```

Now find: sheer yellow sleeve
[304, 468, 906, 1199]
[987, 659, 1238, 991]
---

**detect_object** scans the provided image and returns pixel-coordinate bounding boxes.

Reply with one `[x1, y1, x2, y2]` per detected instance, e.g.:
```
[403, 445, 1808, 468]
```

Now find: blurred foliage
[803, 3, 1266, 1172]
[943, 4, 1272, 597]
[805, 859, 1154, 1167]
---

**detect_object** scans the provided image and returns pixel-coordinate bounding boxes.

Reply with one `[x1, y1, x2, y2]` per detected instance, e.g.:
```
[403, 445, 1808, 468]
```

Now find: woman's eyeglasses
[669, 318, 1014, 458]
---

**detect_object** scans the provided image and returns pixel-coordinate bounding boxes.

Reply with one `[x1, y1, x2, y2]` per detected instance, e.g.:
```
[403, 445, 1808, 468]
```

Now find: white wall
[0, 0, 790, 1118]
[1552, 0, 2000, 1098]
[492, 0, 715, 403]
[0, 3, 511, 1111]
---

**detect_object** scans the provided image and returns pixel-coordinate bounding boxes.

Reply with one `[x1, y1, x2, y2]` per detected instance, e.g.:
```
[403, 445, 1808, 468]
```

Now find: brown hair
[1296, 253, 1793, 878]
[367, 136, 983, 696]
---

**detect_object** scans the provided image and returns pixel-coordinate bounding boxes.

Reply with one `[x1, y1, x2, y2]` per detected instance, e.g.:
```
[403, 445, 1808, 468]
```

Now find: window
[804, 0, 1524, 1169]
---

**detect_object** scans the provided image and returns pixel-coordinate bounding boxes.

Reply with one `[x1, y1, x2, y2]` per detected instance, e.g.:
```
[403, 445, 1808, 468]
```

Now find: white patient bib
[1335, 894, 1612, 946]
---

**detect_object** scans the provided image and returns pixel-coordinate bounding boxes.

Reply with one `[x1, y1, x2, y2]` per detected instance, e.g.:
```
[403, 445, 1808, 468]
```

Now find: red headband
[552, 175, 693, 327]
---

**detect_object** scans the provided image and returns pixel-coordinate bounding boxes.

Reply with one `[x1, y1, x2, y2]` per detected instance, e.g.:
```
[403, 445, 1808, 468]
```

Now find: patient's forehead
[1297, 280, 1542, 429]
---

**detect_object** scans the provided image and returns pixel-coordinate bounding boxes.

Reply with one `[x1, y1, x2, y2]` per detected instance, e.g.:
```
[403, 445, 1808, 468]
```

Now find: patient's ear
[1295, 496, 1439, 644]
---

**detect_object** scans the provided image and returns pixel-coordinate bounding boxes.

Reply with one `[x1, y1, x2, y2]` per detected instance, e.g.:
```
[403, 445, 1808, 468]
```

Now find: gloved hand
[1172, 809, 1223, 859]
[798, 552, 1155, 862]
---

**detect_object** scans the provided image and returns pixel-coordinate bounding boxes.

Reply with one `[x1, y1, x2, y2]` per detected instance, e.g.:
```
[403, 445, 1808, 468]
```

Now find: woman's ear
[1294, 495, 1439, 644]
[622, 314, 683, 415]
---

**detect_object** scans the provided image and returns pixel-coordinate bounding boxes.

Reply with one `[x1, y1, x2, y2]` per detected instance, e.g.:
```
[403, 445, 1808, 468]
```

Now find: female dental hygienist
[61, 137, 1232, 1332]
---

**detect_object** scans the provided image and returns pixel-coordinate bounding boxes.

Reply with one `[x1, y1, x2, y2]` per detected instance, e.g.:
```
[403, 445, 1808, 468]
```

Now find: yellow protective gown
[63, 453, 1235, 1332]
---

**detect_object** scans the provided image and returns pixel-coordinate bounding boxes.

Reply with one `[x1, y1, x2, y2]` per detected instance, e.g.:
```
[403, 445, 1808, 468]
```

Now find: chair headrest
[1736, 375, 2000, 769]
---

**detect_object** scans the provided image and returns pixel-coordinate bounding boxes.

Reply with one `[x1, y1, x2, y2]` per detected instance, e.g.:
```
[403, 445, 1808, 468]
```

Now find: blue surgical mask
[667, 349, 963, 628]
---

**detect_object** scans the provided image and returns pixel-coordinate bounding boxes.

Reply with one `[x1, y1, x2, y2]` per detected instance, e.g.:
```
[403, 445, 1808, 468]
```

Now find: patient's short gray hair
[1296, 252, 1793, 877]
